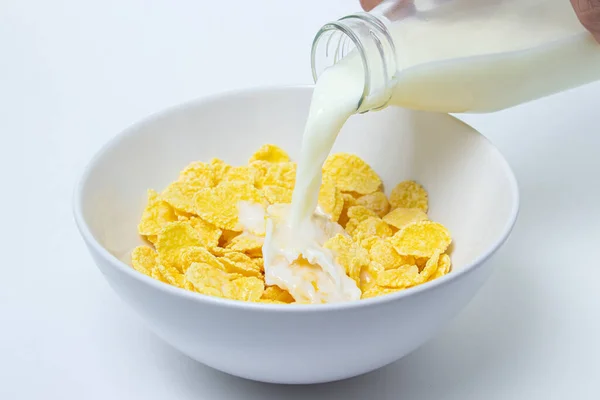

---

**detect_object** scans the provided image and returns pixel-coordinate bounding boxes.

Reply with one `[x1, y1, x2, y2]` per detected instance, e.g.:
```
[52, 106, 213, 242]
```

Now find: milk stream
[263, 0, 600, 303]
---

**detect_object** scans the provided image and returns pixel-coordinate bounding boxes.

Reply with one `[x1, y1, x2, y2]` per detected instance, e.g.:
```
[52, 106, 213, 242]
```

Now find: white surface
[74, 86, 518, 384]
[1, 0, 599, 398]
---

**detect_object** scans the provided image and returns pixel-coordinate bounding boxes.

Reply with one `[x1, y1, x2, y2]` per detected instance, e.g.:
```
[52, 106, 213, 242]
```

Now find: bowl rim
[73, 84, 520, 313]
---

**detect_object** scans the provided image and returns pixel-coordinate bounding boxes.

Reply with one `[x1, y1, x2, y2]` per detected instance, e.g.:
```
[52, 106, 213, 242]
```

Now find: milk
[384, 0, 600, 113]
[263, 0, 600, 303]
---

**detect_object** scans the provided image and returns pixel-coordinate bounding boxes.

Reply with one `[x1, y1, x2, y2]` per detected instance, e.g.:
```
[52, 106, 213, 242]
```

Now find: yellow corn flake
[188, 217, 222, 248]
[175, 210, 195, 220]
[263, 185, 293, 205]
[145, 235, 157, 245]
[157, 263, 187, 288]
[322, 153, 382, 195]
[251, 161, 297, 189]
[249, 144, 291, 164]
[209, 158, 231, 184]
[229, 277, 265, 302]
[155, 221, 204, 270]
[161, 179, 212, 214]
[389, 221, 452, 258]
[178, 246, 224, 273]
[261, 285, 295, 303]
[137, 190, 178, 236]
[185, 262, 233, 298]
[351, 217, 393, 241]
[193, 182, 264, 230]
[345, 219, 359, 236]
[338, 193, 357, 227]
[131, 245, 158, 276]
[324, 234, 370, 285]
[347, 206, 378, 222]
[377, 264, 420, 289]
[360, 261, 384, 292]
[210, 246, 233, 257]
[219, 251, 263, 277]
[150, 264, 168, 283]
[252, 257, 264, 268]
[432, 253, 452, 280]
[256, 299, 288, 304]
[418, 251, 441, 283]
[359, 236, 380, 252]
[178, 161, 215, 185]
[226, 234, 264, 255]
[222, 166, 258, 185]
[219, 230, 241, 248]
[389, 180, 429, 212]
[383, 207, 429, 231]
[355, 192, 390, 218]
[369, 239, 416, 270]
[318, 181, 344, 222]
[361, 286, 400, 299]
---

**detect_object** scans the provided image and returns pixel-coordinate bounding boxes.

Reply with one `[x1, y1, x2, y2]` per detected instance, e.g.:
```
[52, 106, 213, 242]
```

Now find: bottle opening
[311, 13, 398, 113]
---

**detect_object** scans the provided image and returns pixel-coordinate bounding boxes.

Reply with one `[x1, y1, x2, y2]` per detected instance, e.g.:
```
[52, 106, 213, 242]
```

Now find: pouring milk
[261, 0, 600, 304]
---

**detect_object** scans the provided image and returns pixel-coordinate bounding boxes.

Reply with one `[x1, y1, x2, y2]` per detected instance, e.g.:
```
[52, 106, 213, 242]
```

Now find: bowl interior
[78, 86, 517, 275]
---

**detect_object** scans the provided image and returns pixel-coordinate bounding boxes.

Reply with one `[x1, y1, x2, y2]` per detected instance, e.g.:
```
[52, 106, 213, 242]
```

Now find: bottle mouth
[311, 13, 397, 113]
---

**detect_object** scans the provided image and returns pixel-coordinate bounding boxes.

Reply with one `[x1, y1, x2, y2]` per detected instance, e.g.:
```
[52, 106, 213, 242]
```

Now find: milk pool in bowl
[74, 86, 519, 384]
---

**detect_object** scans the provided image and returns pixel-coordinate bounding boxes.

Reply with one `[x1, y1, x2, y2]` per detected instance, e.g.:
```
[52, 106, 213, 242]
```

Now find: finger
[360, 0, 382, 11]
[571, 0, 600, 42]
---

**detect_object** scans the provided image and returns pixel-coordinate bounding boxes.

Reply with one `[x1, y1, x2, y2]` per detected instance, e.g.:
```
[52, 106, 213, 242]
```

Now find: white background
[1, 0, 599, 399]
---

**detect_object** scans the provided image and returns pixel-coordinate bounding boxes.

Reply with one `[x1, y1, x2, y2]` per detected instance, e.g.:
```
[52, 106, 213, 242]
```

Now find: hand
[571, 0, 600, 42]
[360, 0, 600, 42]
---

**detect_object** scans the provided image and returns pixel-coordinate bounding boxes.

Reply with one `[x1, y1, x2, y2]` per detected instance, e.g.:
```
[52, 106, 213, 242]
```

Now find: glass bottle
[310, 0, 600, 114]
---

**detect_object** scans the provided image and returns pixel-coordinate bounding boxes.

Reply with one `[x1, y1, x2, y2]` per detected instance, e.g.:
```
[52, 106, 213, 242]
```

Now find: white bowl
[74, 86, 519, 384]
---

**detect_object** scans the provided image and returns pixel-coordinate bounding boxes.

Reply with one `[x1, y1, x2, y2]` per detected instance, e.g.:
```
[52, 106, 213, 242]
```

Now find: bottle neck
[311, 12, 398, 113]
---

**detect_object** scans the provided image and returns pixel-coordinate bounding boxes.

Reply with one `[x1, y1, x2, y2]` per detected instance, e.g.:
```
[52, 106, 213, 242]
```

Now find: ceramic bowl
[74, 86, 519, 384]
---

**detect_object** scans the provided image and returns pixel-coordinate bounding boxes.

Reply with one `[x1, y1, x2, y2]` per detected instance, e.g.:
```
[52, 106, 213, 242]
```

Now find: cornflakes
[157, 263, 187, 288]
[355, 192, 390, 218]
[377, 264, 420, 289]
[220, 251, 263, 277]
[361, 286, 400, 299]
[188, 217, 222, 249]
[389, 221, 451, 258]
[324, 234, 370, 286]
[131, 144, 454, 304]
[263, 185, 293, 204]
[383, 207, 428, 231]
[323, 153, 382, 194]
[210, 158, 231, 184]
[178, 161, 215, 185]
[185, 262, 233, 298]
[338, 193, 356, 227]
[389, 180, 429, 212]
[194, 182, 264, 230]
[351, 217, 393, 241]
[359, 261, 384, 292]
[137, 190, 178, 237]
[223, 166, 258, 185]
[369, 239, 415, 270]
[251, 161, 297, 189]
[318, 181, 344, 222]
[249, 144, 291, 164]
[226, 234, 264, 255]
[261, 285, 295, 303]
[131, 245, 158, 276]
[347, 206, 378, 222]
[179, 246, 224, 273]
[432, 253, 452, 280]
[162, 179, 212, 214]
[155, 221, 204, 270]
[229, 277, 265, 302]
